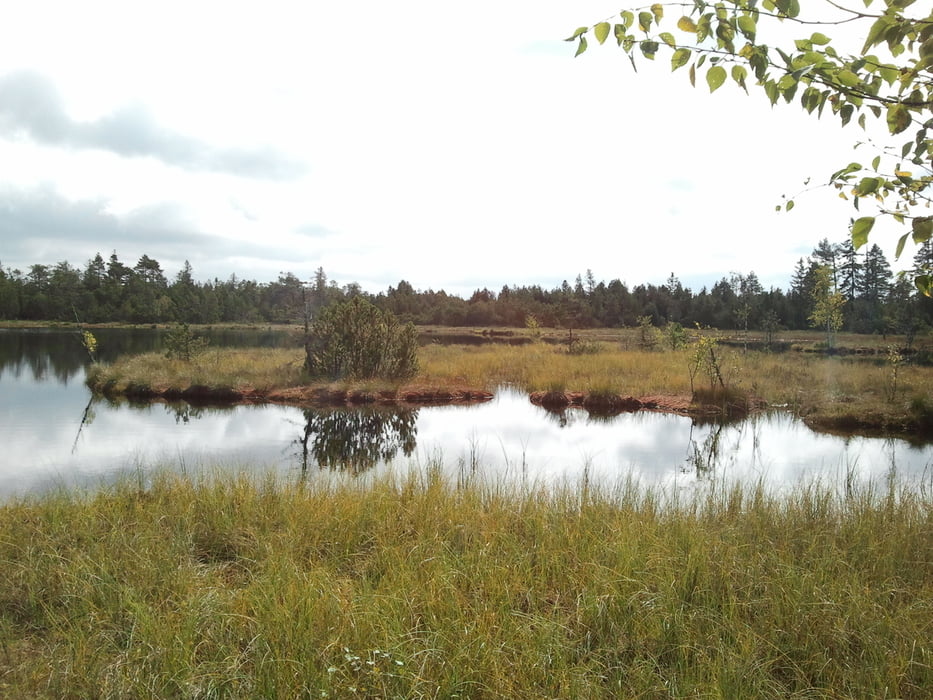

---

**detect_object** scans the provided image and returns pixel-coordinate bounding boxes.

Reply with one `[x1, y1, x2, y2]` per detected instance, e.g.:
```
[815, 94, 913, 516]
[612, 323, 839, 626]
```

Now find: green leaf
[837, 69, 861, 87]
[785, 199, 795, 212]
[830, 162, 862, 180]
[566, 27, 589, 42]
[706, 65, 727, 93]
[689, 63, 696, 87]
[801, 86, 821, 113]
[886, 103, 912, 135]
[575, 36, 588, 57]
[696, 14, 712, 42]
[659, 32, 676, 47]
[731, 64, 748, 92]
[594, 22, 611, 45]
[851, 216, 875, 249]
[640, 40, 659, 59]
[840, 104, 854, 127]
[677, 16, 698, 32]
[672, 48, 692, 71]
[913, 216, 933, 244]
[716, 20, 735, 45]
[651, 3, 664, 22]
[764, 80, 779, 105]
[914, 275, 933, 297]
[737, 15, 756, 41]
[810, 32, 831, 45]
[614, 24, 627, 46]
[855, 177, 880, 195]
[878, 64, 899, 85]
[620, 11, 634, 29]
[638, 11, 653, 32]
[862, 16, 892, 53]
[896, 232, 910, 259]
[777, 74, 797, 91]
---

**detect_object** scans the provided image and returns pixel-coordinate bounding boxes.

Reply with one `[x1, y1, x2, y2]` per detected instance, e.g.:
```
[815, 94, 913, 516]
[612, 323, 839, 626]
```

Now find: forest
[3, 236, 933, 338]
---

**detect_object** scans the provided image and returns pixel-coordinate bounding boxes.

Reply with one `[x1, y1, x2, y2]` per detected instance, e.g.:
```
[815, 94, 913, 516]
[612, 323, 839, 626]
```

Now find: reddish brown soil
[529, 391, 767, 417]
[118, 383, 495, 408]
[530, 391, 694, 415]
[266, 385, 494, 407]
[115, 383, 768, 418]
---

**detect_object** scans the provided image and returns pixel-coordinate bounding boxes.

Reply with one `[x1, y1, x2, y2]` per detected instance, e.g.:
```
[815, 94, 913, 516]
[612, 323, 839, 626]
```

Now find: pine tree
[859, 244, 893, 334]
[861, 245, 893, 304]
[812, 239, 839, 288]
[789, 258, 818, 330]
[837, 239, 862, 302]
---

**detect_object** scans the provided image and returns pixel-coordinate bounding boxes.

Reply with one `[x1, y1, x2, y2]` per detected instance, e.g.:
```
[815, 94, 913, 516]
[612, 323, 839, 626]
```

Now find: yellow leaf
[677, 16, 697, 32]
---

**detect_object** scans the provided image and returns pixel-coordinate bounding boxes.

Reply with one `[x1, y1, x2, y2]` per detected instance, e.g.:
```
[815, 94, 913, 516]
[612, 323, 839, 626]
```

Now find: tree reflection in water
[167, 402, 206, 424]
[297, 407, 419, 476]
[683, 414, 762, 477]
[685, 420, 725, 475]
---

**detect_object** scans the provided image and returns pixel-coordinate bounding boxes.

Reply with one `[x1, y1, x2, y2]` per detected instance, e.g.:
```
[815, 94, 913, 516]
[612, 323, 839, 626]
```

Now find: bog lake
[2, 327, 932, 498]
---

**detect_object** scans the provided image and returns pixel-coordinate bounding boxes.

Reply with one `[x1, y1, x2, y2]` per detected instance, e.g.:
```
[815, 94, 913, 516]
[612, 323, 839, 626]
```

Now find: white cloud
[0, 1, 916, 294]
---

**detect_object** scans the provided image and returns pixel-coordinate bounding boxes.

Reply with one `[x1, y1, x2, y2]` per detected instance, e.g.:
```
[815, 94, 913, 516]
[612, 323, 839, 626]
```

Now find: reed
[0, 468, 929, 697]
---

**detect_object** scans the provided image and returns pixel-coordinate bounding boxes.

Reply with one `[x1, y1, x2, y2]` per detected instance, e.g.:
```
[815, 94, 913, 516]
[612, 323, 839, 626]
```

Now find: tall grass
[419, 342, 933, 405]
[0, 469, 929, 697]
[417, 343, 690, 395]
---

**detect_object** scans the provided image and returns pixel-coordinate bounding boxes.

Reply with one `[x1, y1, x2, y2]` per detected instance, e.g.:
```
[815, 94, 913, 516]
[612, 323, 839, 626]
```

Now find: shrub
[304, 297, 418, 379]
[637, 315, 660, 350]
[664, 321, 687, 350]
[164, 323, 209, 361]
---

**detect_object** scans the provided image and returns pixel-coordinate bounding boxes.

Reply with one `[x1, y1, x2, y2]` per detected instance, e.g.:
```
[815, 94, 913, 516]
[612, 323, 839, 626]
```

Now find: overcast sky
[0, 1, 913, 296]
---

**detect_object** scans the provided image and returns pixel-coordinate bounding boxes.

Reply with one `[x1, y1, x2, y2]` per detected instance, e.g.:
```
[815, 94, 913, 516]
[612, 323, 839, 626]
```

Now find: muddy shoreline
[100, 383, 496, 408]
[93, 382, 933, 441]
[99, 382, 755, 419]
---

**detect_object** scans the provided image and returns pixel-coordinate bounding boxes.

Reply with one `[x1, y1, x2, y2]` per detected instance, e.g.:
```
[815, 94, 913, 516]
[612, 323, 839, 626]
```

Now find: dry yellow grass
[418, 342, 690, 395]
[87, 340, 933, 433]
[91, 347, 306, 393]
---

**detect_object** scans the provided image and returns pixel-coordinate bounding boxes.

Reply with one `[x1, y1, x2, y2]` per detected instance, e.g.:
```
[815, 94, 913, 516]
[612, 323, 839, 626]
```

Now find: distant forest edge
[3, 237, 933, 336]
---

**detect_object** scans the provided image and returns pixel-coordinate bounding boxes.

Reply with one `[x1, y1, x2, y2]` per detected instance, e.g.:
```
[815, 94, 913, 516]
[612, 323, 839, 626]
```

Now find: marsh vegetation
[87, 327, 933, 434]
[0, 470, 929, 697]
[5, 326, 933, 697]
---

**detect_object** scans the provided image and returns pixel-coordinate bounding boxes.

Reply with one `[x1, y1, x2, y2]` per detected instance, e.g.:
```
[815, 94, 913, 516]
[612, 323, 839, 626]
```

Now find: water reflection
[296, 407, 419, 475]
[0, 328, 90, 384]
[0, 327, 299, 383]
[685, 421, 726, 475]
[3, 328, 933, 497]
[166, 402, 208, 424]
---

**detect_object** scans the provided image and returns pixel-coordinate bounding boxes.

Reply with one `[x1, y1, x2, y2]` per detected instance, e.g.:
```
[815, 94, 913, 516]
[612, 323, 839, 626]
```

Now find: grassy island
[86, 327, 933, 436]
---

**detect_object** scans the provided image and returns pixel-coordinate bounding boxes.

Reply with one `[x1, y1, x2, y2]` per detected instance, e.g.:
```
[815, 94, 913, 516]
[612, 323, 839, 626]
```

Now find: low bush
[304, 297, 418, 380]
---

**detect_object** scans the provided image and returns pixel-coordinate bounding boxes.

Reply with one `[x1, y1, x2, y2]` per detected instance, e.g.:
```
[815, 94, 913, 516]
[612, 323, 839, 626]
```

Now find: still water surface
[2, 328, 932, 496]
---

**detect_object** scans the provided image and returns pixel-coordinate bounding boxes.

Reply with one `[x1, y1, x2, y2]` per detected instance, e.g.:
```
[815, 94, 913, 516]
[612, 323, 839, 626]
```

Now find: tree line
[2, 239, 933, 336]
